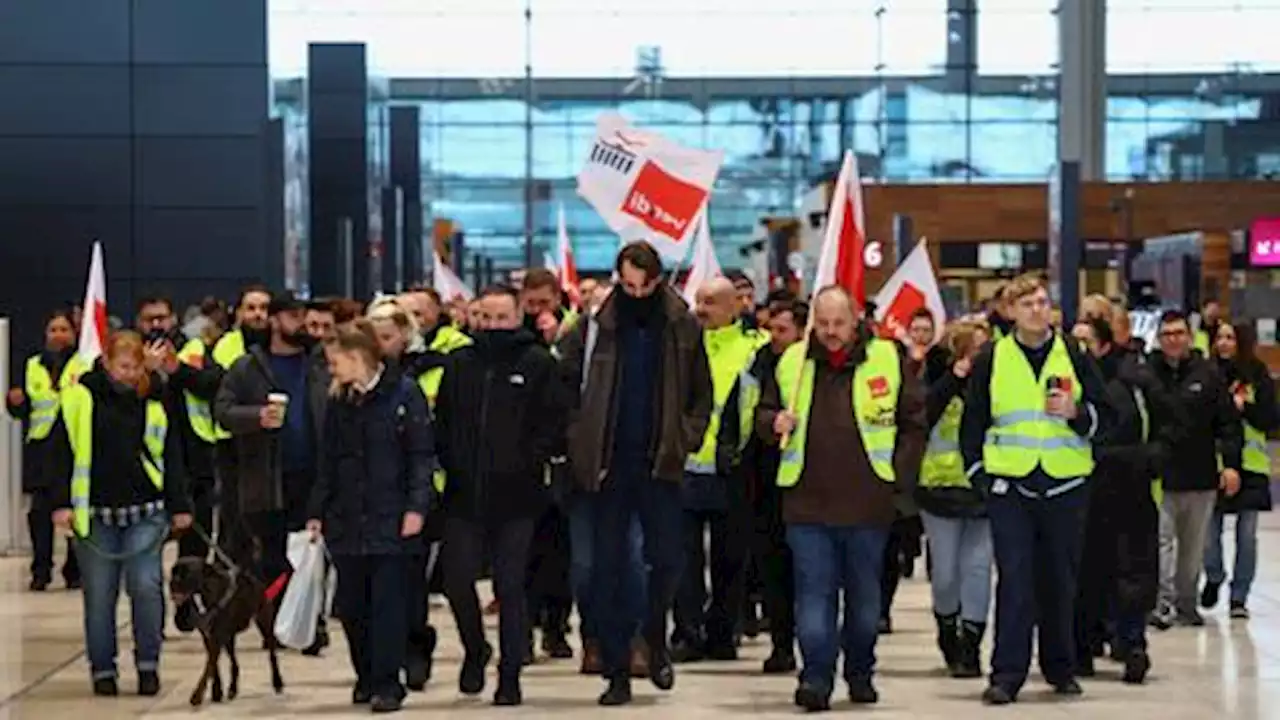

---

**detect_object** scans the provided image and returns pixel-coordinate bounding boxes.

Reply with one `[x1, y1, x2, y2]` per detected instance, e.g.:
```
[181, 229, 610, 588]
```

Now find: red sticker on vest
[868, 376, 889, 398]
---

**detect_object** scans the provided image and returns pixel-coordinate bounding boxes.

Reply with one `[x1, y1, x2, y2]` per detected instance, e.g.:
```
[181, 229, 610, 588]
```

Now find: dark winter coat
[307, 370, 435, 556]
[1147, 351, 1242, 493]
[213, 346, 329, 514]
[434, 329, 565, 521]
[1216, 358, 1277, 513]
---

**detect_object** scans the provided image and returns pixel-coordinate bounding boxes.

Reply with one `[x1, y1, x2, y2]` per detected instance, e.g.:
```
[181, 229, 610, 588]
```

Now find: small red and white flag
[432, 248, 473, 303]
[555, 204, 582, 308]
[680, 212, 722, 307]
[78, 241, 108, 364]
[812, 150, 868, 306]
[873, 238, 946, 344]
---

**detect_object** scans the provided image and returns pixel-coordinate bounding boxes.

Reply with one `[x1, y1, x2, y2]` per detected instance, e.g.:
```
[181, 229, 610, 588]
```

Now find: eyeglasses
[1159, 328, 1188, 338]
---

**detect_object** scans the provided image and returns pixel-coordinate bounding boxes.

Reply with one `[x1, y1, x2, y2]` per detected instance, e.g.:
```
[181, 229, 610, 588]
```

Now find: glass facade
[270, 0, 1280, 270]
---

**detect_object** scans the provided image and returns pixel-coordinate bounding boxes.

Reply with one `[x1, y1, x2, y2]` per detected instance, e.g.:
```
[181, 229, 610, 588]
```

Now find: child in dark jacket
[307, 320, 435, 713]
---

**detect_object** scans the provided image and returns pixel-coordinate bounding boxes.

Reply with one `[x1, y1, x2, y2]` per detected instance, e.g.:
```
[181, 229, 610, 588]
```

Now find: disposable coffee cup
[267, 392, 290, 410]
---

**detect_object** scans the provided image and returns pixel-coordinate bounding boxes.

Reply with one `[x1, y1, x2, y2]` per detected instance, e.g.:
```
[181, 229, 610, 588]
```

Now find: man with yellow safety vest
[1200, 321, 1275, 620]
[755, 286, 926, 712]
[669, 277, 766, 664]
[958, 273, 1114, 706]
[209, 285, 273, 519]
[399, 286, 472, 690]
[1193, 298, 1223, 358]
[135, 296, 226, 633]
[6, 308, 85, 591]
[717, 297, 807, 675]
[1071, 317, 1186, 685]
[1146, 309, 1243, 631]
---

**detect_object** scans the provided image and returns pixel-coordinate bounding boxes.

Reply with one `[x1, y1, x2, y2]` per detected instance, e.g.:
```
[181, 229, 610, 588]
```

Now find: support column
[1057, 0, 1106, 180]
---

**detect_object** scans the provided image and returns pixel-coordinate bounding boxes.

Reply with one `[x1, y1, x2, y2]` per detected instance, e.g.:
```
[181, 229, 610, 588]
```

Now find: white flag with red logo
[812, 150, 868, 306]
[556, 204, 582, 308]
[576, 112, 724, 263]
[432, 248, 473, 303]
[680, 212, 722, 307]
[873, 238, 946, 344]
[78, 240, 108, 364]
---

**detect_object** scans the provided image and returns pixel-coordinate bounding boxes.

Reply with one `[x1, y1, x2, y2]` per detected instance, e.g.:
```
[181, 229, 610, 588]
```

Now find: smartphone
[1046, 376, 1072, 394]
[145, 328, 170, 345]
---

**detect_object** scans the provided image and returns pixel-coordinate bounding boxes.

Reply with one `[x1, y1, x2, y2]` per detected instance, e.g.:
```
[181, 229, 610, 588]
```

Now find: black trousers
[28, 487, 79, 584]
[404, 547, 433, 661]
[1076, 484, 1158, 657]
[754, 492, 794, 653]
[442, 515, 535, 678]
[334, 553, 407, 699]
[880, 516, 921, 621]
[526, 505, 573, 635]
[674, 505, 749, 648]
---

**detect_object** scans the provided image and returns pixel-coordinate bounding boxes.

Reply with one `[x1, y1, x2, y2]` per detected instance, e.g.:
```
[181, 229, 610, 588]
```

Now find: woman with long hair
[6, 309, 85, 591]
[54, 331, 192, 697]
[307, 320, 435, 712]
[1201, 322, 1278, 619]
[915, 320, 992, 678]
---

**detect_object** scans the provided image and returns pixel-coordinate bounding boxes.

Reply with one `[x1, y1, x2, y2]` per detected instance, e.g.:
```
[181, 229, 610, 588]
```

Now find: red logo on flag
[877, 282, 926, 339]
[622, 161, 707, 242]
[868, 376, 890, 398]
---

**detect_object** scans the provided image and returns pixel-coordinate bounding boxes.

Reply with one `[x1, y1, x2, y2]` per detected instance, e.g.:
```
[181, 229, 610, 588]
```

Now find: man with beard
[214, 292, 329, 600]
[433, 285, 564, 706]
[521, 268, 578, 343]
[717, 298, 807, 674]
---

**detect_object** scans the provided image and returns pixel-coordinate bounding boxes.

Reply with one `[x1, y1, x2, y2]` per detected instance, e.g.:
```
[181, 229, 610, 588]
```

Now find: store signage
[1249, 217, 1280, 267]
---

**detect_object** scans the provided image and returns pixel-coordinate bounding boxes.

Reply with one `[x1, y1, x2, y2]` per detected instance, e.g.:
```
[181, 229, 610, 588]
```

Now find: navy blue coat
[307, 370, 435, 556]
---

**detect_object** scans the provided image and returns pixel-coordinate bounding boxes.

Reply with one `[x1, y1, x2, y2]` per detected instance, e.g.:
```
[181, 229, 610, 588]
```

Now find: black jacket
[434, 329, 564, 521]
[213, 346, 329, 514]
[1093, 351, 1188, 506]
[960, 332, 1114, 493]
[52, 366, 190, 515]
[164, 335, 227, 480]
[308, 370, 435, 556]
[717, 343, 784, 498]
[1147, 351, 1243, 493]
[915, 355, 986, 518]
[1216, 358, 1277, 513]
[8, 348, 76, 492]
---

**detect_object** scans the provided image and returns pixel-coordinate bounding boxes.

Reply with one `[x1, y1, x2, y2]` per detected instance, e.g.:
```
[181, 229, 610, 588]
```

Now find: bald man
[755, 287, 925, 710]
[672, 275, 768, 662]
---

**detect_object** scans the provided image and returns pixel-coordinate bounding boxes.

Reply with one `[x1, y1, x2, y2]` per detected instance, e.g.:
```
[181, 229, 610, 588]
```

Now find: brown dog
[169, 556, 285, 706]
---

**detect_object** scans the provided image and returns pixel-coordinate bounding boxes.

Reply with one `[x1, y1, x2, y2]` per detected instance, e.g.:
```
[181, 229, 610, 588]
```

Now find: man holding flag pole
[753, 150, 927, 710]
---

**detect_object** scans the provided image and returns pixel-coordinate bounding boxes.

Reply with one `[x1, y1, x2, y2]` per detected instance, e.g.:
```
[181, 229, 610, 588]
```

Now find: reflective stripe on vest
[736, 364, 762, 453]
[921, 396, 966, 489]
[210, 330, 248, 440]
[775, 338, 901, 487]
[61, 384, 168, 538]
[23, 354, 86, 442]
[983, 334, 1094, 480]
[415, 326, 473, 494]
[177, 338, 218, 444]
[686, 323, 762, 475]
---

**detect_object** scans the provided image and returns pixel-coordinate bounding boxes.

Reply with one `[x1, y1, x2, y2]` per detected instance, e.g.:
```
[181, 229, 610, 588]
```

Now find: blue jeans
[591, 470, 684, 678]
[76, 513, 169, 680]
[1204, 510, 1259, 605]
[787, 523, 888, 690]
[919, 512, 993, 624]
[569, 493, 646, 641]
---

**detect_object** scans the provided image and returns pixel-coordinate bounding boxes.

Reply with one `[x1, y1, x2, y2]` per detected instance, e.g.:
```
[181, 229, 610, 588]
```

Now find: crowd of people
[5, 240, 1276, 713]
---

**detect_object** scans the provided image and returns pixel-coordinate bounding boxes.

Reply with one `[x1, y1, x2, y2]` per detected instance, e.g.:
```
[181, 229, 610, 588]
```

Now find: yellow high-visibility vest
[775, 338, 901, 487]
[921, 396, 966, 489]
[686, 323, 766, 475]
[177, 338, 217, 444]
[61, 384, 168, 538]
[23, 353, 88, 442]
[210, 329, 249, 440]
[415, 325, 473, 493]
[1194, 329, 1211, 356]
[983, 334, 1094, 480]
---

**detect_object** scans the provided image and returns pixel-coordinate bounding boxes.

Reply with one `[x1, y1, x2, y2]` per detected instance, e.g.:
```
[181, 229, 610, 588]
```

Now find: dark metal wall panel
[0, 67, 131, 136]
[134, 137, 266, 208]
[130, 0, 267, 66]
[132, 67, 268, 136]
[0, 138, 133, 205]
[262, 118, 285, 289]
[0, 0, 131, 65]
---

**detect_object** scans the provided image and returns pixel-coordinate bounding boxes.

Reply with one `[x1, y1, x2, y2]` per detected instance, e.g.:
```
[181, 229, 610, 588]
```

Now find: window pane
[976, 1, 1057, 74]
[1108, 5, 1280, 74]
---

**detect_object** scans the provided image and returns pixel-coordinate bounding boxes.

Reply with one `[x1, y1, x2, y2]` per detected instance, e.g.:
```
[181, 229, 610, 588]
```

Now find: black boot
[1122, 650, 1151, 685]
[541, 609, 574, 659]
[934, 612, 960, 672]
[598, 676, 632, 706]
[952, 621, 984, 679]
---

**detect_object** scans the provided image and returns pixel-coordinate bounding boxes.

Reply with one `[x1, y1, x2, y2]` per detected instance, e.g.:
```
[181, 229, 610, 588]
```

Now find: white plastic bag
[275, 532, 326, 650]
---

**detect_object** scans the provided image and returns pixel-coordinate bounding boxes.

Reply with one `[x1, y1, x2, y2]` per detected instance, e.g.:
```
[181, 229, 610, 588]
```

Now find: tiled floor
[0, 515, 1278, 719]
